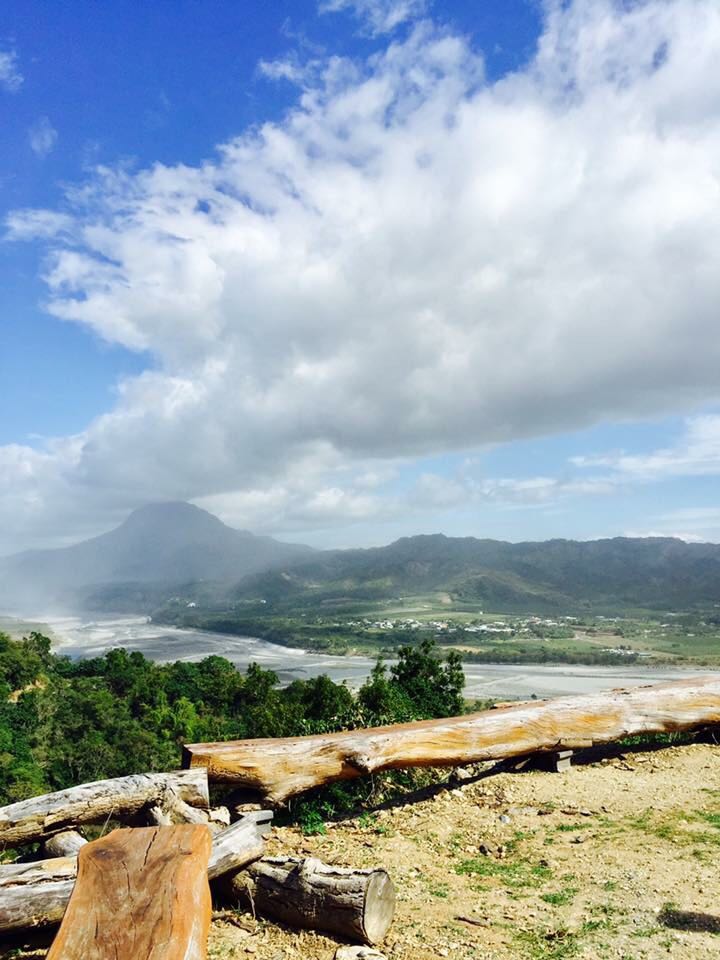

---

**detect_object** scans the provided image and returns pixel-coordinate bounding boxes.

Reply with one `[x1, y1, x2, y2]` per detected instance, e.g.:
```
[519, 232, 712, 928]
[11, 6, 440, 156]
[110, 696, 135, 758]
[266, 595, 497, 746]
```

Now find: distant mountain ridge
[2, 503, 719, 614]
[232, 532, 720, 612]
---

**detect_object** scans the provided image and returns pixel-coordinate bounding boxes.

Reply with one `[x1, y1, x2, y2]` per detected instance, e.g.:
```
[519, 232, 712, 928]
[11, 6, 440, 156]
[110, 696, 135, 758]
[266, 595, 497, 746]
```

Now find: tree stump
[45, 825, 212, 960]
[228, 856, 396, 945]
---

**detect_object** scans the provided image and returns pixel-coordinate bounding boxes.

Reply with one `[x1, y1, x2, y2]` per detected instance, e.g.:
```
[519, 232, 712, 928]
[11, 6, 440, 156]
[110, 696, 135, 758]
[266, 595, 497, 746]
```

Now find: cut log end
[46, 826, 212, 960]
[362, 869, 396, 944]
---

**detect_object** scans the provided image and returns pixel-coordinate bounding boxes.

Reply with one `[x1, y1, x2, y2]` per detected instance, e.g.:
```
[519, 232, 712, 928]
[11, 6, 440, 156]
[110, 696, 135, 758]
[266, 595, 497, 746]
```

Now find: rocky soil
[209, 742, 720, 960]
[4, 742, 720, 959]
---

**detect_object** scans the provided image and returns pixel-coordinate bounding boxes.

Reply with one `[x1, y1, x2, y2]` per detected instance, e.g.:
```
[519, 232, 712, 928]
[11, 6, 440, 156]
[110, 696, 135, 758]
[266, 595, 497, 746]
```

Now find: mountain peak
[121, 501, 224, 530]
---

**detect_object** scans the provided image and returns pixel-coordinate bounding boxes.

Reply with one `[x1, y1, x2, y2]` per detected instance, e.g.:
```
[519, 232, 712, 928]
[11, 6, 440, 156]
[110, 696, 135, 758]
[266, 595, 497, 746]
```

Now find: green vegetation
[455, 855, 553, 890]
[155, 597, 720, 667]
[0, 631, 463, 810]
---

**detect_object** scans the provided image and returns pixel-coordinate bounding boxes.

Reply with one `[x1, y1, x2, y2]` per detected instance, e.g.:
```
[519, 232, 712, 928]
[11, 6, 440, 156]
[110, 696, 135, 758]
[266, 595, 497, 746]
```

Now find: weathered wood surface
[0, 768, 209, 846]
[43, 831, 87, 858]
[184, 675, 720, 803]
[0, 856, 76, 933]
[208, 818, 265, 880]
[0, 818, 266, 933]
[45, 826, 212, 960]
[228, 856, 395, 945]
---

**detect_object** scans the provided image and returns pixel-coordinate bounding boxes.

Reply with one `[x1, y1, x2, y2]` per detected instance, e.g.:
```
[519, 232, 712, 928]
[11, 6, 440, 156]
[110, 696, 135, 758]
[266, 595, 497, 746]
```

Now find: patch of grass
[541, 886, 578, 907]
[297, 806, 326, 836]
[554, 823, 587, 833]
[514, 926, 579, 959]
[427, 881, 450, 899]
[357, 811, 377, 829]
[456, 856, 552, 890]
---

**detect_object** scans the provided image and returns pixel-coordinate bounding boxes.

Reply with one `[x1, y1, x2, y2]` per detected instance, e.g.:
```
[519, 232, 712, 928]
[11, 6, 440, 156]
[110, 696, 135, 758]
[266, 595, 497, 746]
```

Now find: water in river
[36, 614, 706, 700]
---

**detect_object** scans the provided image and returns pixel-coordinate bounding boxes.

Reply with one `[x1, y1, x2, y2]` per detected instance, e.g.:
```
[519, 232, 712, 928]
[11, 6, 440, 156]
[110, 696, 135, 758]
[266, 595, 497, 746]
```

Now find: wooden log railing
[183, 675, 720, 803]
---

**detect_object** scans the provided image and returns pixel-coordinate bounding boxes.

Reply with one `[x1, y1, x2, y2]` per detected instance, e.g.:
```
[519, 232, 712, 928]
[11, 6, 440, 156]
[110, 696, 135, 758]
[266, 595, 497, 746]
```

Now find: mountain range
[2, 501, 719, 614]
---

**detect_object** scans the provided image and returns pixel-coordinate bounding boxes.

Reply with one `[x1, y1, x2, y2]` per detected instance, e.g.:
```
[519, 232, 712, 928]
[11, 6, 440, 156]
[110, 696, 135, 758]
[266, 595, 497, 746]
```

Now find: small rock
[335, 947, 387, 960]
[452, 766, 474, 783]
[498, 814, 511, 824]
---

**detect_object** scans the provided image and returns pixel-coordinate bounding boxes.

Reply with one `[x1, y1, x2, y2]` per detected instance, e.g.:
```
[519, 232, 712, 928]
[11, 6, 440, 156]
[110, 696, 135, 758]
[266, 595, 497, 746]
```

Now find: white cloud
[28, 116, 58, 157]
[4, 0, 720, 552]
[319, 0, 428, 35]
[0, 50, 22, 92]
[573, 415, 720, 480]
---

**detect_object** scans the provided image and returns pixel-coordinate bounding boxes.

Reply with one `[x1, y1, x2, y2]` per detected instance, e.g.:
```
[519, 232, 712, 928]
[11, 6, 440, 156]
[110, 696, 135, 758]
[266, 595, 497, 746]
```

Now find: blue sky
[2, 0, 720, 553]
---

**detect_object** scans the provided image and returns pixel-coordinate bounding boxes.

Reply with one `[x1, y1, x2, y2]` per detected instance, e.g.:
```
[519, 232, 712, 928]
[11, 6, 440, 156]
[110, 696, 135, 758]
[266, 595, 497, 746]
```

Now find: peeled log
[208, 818, 265, 880]
[184, 675, 720, 803]
[228, 857, 396, 945]
[44, 831, 87, 858]
[0, 769, 209, 847]
[46, 826, 212, 960]
[0, 818, 265, 934]
[0, 857, 76, 933]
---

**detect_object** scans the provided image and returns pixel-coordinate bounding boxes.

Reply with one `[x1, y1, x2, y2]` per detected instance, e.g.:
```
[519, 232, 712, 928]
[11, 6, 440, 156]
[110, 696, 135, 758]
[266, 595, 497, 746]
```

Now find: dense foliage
[0, 631, 464, 807]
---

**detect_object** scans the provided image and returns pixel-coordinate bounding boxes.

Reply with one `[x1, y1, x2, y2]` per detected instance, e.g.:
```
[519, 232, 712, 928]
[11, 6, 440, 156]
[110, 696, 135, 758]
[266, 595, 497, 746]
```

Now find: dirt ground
[208, 742, 720, 960]
[4, 742, 720, 959]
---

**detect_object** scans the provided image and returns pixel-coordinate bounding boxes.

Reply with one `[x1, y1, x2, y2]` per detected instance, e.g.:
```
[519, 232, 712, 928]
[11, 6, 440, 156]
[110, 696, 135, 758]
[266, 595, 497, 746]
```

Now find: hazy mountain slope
[0, 502, 313, 610]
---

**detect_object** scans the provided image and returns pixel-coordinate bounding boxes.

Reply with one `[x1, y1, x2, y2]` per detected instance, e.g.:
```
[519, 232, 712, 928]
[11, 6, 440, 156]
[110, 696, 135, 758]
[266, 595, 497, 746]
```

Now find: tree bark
[227, 856, 395, 945]
[45, 826, 212, 960]
[183, 675, 720, 803]
[0, 819, 265, 934]
[0, 769, 209, 847]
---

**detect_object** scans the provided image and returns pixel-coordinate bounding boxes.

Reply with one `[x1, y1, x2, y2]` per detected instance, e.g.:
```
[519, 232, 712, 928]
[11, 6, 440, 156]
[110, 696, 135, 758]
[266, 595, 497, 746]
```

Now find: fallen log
[183, 675, 720, 803]
[208, 818, 265, 880]
[46, 825, 212, 960]
[43, 831, 87, 858]
[0, 769, 209, 847]
[0, 818, 266, 933]
[228, 856, 395, 945]
[0, 856, 76, 933]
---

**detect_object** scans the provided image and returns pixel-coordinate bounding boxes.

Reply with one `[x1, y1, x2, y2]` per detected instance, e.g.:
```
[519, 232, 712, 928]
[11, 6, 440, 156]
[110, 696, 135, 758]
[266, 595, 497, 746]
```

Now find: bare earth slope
[4, 743, 719, 959]
[212, 743, 720, 960]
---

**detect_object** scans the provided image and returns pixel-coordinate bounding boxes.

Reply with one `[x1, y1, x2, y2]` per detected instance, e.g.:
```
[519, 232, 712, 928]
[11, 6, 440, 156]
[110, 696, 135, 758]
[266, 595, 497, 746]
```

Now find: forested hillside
[0, 631, 463, 810]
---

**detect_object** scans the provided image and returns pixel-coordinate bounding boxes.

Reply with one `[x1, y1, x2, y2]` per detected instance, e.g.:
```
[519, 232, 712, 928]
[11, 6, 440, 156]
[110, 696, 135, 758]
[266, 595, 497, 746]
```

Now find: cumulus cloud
[4, 0, 720, 552]
[319, 0, 428, 35]
[0, 49, 22, 92]
[28, 116, 58, 157]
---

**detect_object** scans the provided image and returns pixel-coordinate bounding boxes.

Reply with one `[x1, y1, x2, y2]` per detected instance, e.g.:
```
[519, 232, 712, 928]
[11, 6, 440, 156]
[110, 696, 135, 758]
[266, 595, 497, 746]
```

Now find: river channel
[31, 614, 710, 700]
